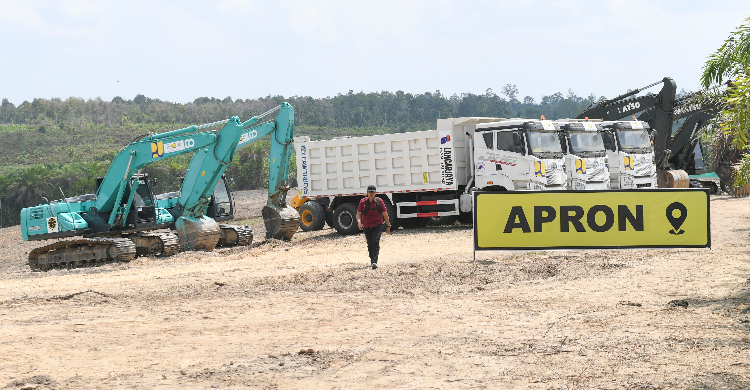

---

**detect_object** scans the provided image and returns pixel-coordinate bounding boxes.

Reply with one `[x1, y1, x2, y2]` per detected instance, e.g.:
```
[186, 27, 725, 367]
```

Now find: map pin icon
[666, 202, 687, 235]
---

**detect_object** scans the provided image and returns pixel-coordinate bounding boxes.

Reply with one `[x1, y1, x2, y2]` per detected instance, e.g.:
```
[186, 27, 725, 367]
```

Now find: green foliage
[716, 71, 750, 186]
[701, 16, 750, 187]
[225, 141, 271, 190]
[701, 17, 750, 88]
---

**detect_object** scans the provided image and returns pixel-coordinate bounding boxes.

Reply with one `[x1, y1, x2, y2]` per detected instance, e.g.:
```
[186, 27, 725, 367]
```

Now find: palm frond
[701, 17, 750, 88]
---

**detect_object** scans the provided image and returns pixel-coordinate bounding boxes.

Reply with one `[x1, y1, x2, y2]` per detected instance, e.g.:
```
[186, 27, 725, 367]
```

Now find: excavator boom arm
[577, 94, 660, 121]
[94, 131, 220, 214]
[178, 118, 244, 216]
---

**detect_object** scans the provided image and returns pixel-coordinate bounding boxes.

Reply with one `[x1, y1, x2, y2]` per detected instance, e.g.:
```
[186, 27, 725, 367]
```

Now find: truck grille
[635, 158, 654, 177]
[546, 167, 565, 186]
[586, 163, 608, 182]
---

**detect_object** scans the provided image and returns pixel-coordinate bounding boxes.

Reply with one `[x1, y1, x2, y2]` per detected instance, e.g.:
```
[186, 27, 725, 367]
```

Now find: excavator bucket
[658, 169, 690, 188]
[175, 215, 221, 251]
[262, 205, 301, 240]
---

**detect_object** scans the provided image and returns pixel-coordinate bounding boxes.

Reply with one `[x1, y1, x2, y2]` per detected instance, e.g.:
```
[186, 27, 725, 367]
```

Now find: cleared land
[0, 192, 748, 389]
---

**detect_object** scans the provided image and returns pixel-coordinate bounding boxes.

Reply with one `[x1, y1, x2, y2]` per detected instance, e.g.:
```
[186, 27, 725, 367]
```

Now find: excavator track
[28, 237, 137, 271]
[127, 231, 181, 257]
[217, 224, 254, 247]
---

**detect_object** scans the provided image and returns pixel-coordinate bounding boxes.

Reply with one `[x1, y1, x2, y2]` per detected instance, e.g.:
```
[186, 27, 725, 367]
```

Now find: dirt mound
[4, 375, 58, 389]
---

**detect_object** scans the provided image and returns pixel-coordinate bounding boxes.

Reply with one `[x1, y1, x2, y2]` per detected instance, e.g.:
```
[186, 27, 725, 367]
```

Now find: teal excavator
[20, 103, 299, 270]
[154, 103, 300, 246]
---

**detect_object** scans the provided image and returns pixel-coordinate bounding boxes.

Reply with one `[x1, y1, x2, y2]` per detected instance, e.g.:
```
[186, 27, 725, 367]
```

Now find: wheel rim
[338, 212, 353, 228]
[301, 209, 314, 226]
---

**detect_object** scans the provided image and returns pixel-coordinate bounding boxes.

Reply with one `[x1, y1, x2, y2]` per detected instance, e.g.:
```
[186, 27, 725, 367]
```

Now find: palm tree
[701, 17, 750, 186]
[7, 165, 56, 208]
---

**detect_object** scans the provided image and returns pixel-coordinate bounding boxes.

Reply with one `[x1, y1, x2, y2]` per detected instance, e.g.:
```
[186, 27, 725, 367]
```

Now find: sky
[0, 0, 747, 105]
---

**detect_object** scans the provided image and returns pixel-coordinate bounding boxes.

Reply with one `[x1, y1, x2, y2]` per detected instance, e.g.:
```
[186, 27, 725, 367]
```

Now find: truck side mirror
[515, 146, 525, 156]
[512, 132, 521, 146]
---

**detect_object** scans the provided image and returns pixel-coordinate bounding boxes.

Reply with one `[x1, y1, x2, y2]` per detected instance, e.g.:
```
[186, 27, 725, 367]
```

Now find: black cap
[367, 185, 376, 192]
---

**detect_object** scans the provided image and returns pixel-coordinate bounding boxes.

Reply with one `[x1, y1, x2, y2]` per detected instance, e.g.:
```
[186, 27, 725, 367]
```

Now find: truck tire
[299, 201, 326, 231]
[333, 203, 360, 235]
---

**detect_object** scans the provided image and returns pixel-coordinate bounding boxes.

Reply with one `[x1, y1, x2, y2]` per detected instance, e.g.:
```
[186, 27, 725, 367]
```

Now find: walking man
[357, 185, 391, 269]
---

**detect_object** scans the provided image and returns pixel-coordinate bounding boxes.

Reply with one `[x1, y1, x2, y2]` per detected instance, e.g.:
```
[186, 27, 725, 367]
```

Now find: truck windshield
[527, 131, 563, 157]
[617, 129, 652, 150]
[569, 132, 606, 155]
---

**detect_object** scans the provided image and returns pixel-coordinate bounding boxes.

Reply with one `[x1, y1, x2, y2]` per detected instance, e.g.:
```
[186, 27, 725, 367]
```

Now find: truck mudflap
[28, 237, 137, 271]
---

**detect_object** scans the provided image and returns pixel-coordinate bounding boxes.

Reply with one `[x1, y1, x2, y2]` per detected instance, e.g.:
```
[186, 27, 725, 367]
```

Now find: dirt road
[0, 193, 748, 389]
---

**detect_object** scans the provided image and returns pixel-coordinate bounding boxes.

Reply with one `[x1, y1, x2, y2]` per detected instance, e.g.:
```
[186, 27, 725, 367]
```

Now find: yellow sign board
[474, 190, 710, 250]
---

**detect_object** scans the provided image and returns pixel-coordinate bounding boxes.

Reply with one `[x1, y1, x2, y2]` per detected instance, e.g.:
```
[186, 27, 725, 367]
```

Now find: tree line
[0, 86, 602, 131]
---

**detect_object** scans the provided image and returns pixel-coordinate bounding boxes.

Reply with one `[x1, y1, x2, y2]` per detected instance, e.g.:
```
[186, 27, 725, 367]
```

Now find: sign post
[473, 189, 710, 251]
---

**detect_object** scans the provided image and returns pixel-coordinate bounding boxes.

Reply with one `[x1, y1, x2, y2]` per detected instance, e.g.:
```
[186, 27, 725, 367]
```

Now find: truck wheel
[299, 201, 326, 231]
[333, 203, 359, 235]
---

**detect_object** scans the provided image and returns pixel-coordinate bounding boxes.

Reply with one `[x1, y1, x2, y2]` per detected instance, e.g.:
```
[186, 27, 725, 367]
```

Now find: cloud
[60, 0, 104, 18]
[0, 1, 45, 27]
[218, 0, 260, 16]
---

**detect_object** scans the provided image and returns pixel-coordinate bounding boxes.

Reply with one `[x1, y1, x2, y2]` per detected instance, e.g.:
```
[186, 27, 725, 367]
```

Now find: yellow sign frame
[473, 189, 710, 250]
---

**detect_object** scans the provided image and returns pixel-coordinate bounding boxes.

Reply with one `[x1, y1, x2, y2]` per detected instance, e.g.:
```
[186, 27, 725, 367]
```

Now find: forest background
[0, 85, 683, 227]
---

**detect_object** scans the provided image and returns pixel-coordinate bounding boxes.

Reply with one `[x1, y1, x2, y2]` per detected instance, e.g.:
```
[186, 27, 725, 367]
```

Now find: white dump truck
[555, 119, 611, 190]
[600, 120, 658, 189]
[291, 117, 569, 235]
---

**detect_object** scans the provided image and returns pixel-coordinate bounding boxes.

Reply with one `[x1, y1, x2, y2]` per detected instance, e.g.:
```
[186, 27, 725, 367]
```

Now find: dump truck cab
[557, 120, 610, 190]
[474, 119, 567, 191]
[601, 120, 658, 189]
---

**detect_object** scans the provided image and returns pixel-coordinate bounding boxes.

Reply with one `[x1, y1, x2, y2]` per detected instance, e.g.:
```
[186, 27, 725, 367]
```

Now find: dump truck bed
[294, 129, 467, 199]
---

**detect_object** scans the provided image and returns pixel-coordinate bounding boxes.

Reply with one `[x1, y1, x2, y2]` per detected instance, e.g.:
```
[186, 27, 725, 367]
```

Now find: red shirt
[358, 197, 386, 228]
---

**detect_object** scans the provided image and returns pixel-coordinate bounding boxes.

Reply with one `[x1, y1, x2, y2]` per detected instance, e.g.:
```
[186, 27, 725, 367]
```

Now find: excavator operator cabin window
[482, 132, 494, 149]
[496, 132, 515, 152]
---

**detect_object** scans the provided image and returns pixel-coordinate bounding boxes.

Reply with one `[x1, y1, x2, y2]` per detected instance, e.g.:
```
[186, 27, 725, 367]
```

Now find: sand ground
[0, 191, 748, 389]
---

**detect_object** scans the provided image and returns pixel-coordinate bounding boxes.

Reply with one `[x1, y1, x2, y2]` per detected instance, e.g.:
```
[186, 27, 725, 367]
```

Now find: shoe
[371, 263, 378, 269]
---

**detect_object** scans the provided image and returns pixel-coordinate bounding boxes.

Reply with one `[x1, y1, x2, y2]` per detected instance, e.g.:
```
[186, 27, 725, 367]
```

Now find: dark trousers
[363, 224, 384, 264]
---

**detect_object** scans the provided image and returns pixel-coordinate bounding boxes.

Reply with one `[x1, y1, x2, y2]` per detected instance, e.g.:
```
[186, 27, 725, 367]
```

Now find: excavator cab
[207, 175, 235, 222]
[94, 174, 161, 230]
[128, 177, 157, 225]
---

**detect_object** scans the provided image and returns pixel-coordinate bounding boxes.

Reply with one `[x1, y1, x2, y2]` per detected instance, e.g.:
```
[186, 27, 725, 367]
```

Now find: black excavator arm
[578, 77, 677, 170]
[670, 109, 719, 171]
